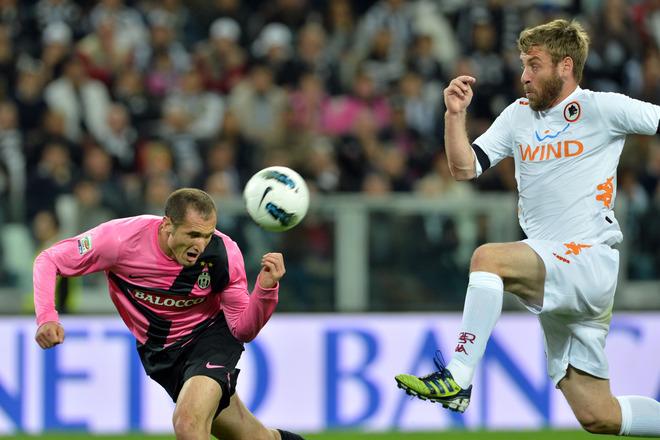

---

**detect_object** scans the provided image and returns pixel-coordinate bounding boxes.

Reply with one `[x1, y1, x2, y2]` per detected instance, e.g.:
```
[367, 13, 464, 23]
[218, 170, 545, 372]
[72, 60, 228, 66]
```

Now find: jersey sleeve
[219, 238, 278, 342]
[33, 221, 121, 327]
[472, 101, 518, 177]
[597, 92, 660, 136]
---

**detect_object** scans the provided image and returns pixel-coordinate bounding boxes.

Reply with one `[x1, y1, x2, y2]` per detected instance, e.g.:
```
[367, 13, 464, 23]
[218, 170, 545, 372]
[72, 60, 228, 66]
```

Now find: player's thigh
[558, 365, 621, 433]
[470, 241, 545, 303]
[174, 375, 223, 430]
[211, 392, 276, 440]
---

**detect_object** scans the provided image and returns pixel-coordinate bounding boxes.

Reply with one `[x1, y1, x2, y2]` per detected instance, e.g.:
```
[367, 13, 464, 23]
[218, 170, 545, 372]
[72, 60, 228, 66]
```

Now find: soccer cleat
[395, 350, 472, 413]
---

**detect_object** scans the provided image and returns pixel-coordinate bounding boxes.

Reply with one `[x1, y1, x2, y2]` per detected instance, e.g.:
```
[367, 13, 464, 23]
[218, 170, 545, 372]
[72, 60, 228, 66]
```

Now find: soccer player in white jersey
[395, 19, 660, 436]
[34, 188, 306, 440]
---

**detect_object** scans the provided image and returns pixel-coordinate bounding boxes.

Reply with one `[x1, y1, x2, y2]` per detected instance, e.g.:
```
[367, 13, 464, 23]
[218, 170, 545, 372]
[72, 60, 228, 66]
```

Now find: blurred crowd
[2, 0, 660, 304]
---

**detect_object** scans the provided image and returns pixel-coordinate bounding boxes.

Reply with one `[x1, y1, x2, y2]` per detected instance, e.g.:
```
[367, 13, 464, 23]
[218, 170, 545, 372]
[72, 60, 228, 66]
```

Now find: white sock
[446, 271, 503, 389]
[617, 395, 660, 436]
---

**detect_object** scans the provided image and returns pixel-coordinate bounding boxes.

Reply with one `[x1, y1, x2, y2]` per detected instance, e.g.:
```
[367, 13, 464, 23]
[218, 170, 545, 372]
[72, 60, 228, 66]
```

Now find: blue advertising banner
[1, 313, 658, 434]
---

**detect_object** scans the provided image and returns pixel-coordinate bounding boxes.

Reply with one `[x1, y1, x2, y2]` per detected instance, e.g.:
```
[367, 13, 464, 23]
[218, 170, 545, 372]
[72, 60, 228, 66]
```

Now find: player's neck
[549, 83, 578, 110]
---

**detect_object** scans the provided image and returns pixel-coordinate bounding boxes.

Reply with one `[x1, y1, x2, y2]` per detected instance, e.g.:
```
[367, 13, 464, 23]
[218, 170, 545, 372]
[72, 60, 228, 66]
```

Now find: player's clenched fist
[35, 321, 65, 349]
[444, 76, 476, 114]
[258, 252, 285, 289]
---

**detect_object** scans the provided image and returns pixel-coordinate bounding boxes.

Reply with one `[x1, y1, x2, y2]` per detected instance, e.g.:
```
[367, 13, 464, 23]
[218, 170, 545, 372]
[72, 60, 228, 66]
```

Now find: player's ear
[561, 56, 573, 77]
[162, 216, 173, 233]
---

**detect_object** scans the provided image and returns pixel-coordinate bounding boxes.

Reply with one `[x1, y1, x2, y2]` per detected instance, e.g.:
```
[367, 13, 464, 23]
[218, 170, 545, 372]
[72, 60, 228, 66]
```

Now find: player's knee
[574, 408, 620, 435]
[172, 408, 208, 439]
[470, 243, 502, 273]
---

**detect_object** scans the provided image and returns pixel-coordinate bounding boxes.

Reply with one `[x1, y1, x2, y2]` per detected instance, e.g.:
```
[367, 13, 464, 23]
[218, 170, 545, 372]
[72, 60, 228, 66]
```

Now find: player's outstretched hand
[444, 75, 476, 114]
[36, 322, 65, 349]
[258, 252, 285, 289]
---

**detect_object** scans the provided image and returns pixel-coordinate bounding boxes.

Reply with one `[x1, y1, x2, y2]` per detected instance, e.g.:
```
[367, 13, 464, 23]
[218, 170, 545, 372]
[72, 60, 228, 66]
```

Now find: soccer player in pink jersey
[33, 188, 306, 440]
[395, 19, 660, 436]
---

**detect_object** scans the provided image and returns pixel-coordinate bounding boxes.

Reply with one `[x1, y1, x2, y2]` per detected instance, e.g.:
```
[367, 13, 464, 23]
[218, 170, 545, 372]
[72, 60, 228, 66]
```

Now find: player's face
[162, 210, 216, 267]
[520, 47, 565, 111]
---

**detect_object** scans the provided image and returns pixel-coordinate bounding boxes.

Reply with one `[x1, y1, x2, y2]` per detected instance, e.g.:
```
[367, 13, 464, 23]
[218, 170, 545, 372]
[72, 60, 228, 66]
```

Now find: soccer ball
[243, 166, 310, 232]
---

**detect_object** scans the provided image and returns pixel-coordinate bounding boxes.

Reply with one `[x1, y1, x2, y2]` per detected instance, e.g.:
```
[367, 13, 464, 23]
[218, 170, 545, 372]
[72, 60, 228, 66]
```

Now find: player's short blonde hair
[165, 188, 217, 228]
[517, 19, 590, 83]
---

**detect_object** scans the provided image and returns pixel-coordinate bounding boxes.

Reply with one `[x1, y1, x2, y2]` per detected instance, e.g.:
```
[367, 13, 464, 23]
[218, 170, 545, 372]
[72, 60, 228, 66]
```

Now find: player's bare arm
[258, 252, 285, 289]
[35, 321, 65, 349]
[444, 76, 478, 181]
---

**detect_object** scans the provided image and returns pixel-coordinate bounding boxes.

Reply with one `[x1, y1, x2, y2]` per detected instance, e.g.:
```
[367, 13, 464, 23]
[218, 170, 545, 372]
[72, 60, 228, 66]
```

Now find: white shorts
[519, 239, 619, 387]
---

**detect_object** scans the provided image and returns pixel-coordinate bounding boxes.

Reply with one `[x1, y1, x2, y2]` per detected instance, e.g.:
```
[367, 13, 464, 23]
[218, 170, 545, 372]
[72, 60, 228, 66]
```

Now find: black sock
[277, 429, 306, 440]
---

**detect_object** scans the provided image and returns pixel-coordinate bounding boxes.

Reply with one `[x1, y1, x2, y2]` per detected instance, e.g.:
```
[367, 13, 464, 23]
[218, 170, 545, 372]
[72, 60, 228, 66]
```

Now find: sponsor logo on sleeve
[77, 235, 92, 255]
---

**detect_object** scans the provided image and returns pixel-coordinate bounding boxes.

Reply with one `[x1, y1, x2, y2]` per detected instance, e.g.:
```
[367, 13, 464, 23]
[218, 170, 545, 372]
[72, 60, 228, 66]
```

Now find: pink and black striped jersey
[33, 215, 278, 349]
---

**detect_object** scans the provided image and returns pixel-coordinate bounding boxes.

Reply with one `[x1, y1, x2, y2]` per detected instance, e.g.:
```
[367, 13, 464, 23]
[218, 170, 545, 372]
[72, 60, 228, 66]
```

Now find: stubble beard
[527, 72, 564, 112]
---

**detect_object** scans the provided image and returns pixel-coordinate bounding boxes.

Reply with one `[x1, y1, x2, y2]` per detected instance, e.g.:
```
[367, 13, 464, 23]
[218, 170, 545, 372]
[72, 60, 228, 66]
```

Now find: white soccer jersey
[473, 87, 660, 245]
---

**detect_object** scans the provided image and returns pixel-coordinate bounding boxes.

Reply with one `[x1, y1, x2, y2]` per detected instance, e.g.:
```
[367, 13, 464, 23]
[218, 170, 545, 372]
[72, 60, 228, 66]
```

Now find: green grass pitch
[2, 430, 595, 439]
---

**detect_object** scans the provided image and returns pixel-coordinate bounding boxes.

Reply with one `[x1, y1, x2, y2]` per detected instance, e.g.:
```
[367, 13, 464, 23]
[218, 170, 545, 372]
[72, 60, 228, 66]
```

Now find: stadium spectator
[33, 187, 307, 440]
[377, 95, 430, 183]
[75, 10, 133, 88]
[321, 68, 392, 137]
[391, 69, 442, 142]
[196, 137, 241, 197]
[405, 33, 446, 93]
[96, 101, 139, 173]
[191, 0, 256, 48]
[228, 61, 288, 152]
[250, 22, 296, 87]
[333, 105, 384, 192]
[137, 0, 199, 50]
[141, 173, 176, 215]
[408, 0, 459, 80]
[215, 109, 258, 186]
[25, 107, 82, 169]
[162, 68, 225, 141]
[39, 21, 74, 82]
[42, 54, 112, 144]
[348, 25, 406, 95]
[355, 0, 415, 66]
[279, 21, 340, 92]
[25, 140, 78, 222]
[111, 67, 161, 134]
[0, 0, 23, 48]
[0, 99, 25, 222]
[155, 101, 203, 187]
[631, 0, 660, 49]
[194, 17, 249, 94]
[254, 0, 312, 39]
[88, 0, 148, 55]
[321, 0, 358, 94]
[0, 23, 16, 98]
[134, 9, 191, 100]
[288, 71, 331, 136]
[11, 63, 47, 145]
[301, 136, 341, 194]
[29, 0, 85, 43]
[78, 145, 133, 218]
[584, 0, 643, 95]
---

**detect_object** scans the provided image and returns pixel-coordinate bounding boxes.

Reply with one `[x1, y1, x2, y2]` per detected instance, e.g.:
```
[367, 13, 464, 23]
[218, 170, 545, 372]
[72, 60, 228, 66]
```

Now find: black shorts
[137, 312, 245, 416]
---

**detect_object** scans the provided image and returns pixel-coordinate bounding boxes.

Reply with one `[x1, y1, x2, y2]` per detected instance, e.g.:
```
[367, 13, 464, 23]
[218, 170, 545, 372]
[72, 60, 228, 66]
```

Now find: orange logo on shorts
[596, 177, 614, 209]
[564, 242, 592, 255]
